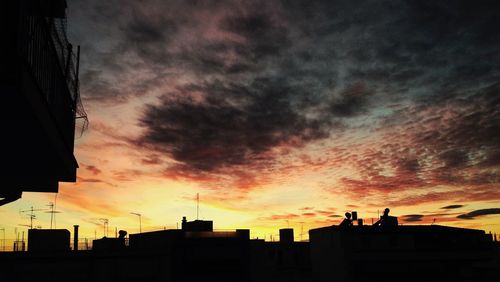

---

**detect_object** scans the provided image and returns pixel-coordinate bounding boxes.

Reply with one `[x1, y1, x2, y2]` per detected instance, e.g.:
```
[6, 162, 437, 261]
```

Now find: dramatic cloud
[441, 205, 465, 210]
[402, 214, 424, 222]
[67, 0, 500, 208]
[338, 85, 500, 204]
[83, 164, 102, 175]
[138, 80, 333, 172]
[76, 176, 115, 187]
[261, 213, 300, 221]
[457, 208, 500, 220]
[4, 0, 500, 244]
[55, 185, 124, 217]
[131, 0, 500, 186]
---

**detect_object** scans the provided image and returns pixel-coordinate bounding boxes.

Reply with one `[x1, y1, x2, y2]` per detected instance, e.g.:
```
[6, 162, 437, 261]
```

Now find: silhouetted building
[181, 216, 213, 232]
[28, 229, 70, 252]
[279, 228, 294, 243]
[128, 221, 251, 282]
[1, 218, 499, 282]
[128, 224, 310, 282]
[251, 236, 311, 282]
[92, 237, 126, 252]
[309, 225, 498, 282]
[0, 0, 86, 205]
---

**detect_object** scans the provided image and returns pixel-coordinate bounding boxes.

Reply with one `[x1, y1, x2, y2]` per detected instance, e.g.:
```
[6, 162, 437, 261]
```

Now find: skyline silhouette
[0, 214, 498, 282]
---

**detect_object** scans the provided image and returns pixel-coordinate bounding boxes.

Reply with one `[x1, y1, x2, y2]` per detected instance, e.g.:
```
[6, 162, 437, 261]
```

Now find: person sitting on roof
[339, 212, 353, 228]
[373, 208, 398, 227]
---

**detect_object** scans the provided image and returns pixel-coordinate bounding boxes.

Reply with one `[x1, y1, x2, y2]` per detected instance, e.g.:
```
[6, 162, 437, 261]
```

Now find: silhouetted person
[118, 230, 127, 239]
[373, 208, 398, 227]
[339, 212, 353, 228]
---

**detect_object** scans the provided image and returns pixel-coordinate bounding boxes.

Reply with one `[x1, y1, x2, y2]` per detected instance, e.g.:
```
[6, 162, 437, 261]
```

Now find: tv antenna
[45, 202, 61, 229]
[196, 193, 200, 220]
[299, 222, 305, 241]
[99, 218, 109, 237]
[19, 206, 47, 229]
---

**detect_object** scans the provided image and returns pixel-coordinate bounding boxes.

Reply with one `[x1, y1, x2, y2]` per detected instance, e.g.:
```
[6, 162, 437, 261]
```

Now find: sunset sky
[2, 0, 500, 241]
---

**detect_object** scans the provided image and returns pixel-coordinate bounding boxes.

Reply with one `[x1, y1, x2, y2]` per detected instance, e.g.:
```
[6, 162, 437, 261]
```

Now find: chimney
[352, 211, 358, 220]
[73, 225, 79, 251]
[236, 229, 250, 240]
[181, 216, 187, 230]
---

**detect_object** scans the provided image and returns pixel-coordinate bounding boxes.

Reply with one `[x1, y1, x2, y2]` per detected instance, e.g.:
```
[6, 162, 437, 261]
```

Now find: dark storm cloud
[132, 1, 388, 174]
[138, 79, 331, 171]
[457, 208, 500, 220]
[69, 0, 500, 188]
[336, 0, 500, 100]
[71, 0, 500, 103]
[219, 10, 290, 60]
[328, 83, 372, 117]
[124, 14, 175, 44]
[120, 12, 178, 64]
[79, 69, 126, 103]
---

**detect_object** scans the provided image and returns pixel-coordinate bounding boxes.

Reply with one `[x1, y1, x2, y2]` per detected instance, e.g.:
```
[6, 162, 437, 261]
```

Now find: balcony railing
[16, 0, 88, 151]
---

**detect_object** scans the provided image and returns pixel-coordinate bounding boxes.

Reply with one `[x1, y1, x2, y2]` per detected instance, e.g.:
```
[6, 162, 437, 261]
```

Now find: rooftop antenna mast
[299, 222, 305, 241]
[20, 204, 58, 229]
[99, 218, 109, 237]
[45, 201, 61, 229]
[53, 193, 58, 228]
[48, 203, 54, 229]
[196, 193, 199, 220]
[25, 207, 35, 229]
[19, 206, 44, 229]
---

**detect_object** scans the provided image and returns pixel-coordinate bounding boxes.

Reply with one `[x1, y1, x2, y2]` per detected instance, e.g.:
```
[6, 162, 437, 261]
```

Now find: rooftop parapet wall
[310, 225, 492, 252]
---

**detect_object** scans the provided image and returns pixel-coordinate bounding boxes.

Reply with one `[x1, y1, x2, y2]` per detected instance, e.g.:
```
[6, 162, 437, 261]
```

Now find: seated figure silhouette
[339, 212, 353, 228]
[373, 208, 398, 227]
[118, 230, 127, 239]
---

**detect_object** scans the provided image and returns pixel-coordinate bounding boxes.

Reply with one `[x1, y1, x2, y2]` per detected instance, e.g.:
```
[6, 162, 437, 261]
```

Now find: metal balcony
[0, 0, 88, 205]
